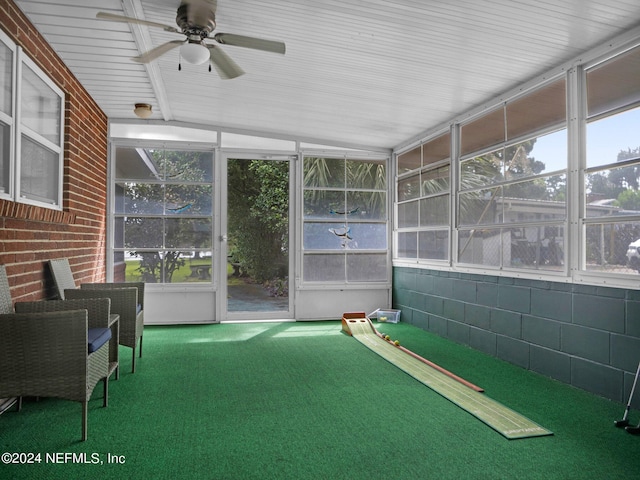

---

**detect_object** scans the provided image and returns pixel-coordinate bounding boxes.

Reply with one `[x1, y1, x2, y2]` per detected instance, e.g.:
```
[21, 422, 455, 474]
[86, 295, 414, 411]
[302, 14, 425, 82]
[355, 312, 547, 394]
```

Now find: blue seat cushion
[88, 328, 112, 353]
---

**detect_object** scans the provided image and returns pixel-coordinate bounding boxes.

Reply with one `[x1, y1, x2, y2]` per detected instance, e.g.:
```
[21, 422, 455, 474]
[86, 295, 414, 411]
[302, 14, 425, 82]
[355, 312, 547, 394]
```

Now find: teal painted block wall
[393, 267, 640, 405]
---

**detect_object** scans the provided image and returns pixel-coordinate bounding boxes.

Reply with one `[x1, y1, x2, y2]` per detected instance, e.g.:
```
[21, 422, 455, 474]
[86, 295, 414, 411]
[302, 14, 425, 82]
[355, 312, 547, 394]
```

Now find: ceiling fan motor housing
[176, 4, 216, 37]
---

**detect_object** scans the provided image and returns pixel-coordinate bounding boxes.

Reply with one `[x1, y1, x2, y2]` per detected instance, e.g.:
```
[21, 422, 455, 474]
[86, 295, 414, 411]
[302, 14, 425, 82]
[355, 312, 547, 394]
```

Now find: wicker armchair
[0, 265, 17, 414]
[65, 286, 143, 373]
[16, 297, 120, 381]
[48, 259, 144, 373]
[0, 266, 111, 441]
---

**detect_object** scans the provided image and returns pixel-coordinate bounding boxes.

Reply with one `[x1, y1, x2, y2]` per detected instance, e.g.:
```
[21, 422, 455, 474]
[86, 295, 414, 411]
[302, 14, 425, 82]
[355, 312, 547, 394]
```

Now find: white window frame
[575, 41, 640, 286]
[0, 29, 16, 201]
[0, 31, 64, 211]
[15, 50, 64, 210]
[300, 152, 391, 286]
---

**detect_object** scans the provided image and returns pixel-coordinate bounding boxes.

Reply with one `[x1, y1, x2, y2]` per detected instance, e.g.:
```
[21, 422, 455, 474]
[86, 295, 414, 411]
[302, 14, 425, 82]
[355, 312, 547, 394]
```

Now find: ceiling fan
[96, 0, 285, 79]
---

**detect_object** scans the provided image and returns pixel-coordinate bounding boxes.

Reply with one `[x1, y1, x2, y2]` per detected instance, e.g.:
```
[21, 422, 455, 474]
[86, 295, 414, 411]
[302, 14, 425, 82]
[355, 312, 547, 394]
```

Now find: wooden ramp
[342, 313, 553, 440]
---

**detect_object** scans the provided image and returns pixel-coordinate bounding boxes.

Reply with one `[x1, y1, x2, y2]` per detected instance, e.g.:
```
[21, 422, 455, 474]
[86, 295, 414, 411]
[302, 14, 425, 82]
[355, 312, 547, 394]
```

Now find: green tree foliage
[616, 189, 640, 210]
[227, 159, 289, 284]
[609, 147, 640, 190]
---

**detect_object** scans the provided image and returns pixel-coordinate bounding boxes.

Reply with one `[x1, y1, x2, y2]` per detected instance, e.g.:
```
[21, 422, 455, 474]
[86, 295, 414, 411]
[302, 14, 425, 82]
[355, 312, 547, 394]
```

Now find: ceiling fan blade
[207, 45, 245, 79]
[132, 40, 185, 63]
[213, 33, 286, 55]
[96, 11, 180, 33]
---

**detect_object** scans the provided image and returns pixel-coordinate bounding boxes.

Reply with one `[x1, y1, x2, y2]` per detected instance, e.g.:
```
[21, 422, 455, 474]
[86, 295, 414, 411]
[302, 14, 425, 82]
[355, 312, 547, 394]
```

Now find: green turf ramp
[342, 314, 553, 440]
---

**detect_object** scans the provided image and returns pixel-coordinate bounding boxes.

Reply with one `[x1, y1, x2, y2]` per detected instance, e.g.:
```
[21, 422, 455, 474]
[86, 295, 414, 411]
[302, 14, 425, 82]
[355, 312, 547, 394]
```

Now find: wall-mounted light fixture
[133, 103, 153, 119]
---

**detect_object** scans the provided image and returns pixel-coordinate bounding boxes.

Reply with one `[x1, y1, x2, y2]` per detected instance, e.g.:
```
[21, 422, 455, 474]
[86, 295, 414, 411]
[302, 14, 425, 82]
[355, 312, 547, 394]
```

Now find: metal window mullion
[569, 65, 585, 275]
[451, 123, 460, 266]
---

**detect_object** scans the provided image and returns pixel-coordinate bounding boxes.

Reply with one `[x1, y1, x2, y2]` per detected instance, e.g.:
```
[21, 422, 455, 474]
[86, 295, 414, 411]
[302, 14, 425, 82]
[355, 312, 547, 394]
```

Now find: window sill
[0, 199, 76, 225]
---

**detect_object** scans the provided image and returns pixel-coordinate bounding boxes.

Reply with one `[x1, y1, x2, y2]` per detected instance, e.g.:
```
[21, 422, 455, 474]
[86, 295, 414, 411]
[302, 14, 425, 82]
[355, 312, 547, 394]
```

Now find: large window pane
[397, 145, 420, 174]
[116, 183, 164, 214]
[528, 129, 567, 174]
[346, 159, 386, 189]
[461, 132, 566, 188]
[304, 222, 353, 250]
[586, 163, 640, 217]
[115, 147, 162, 180]
[458, 228, 503, 266]
[162, 150, 213, 182]
[303, 222, 385, 250]
[459, 187, 502, 226]
[587, 45, 640, 118]
[346, 191, 386, 220]
[503, 175, 566, 221]
[505, 131, 567, 180]
[0, 41, 11, 115]
[423, 132, 450, 167]
[304, 190, 345, 219]
[420, 195, 449, 226]
[460, 108, 505, 156]
[421, 166, 449, 196]
[506, 78, 566, 140]
[19, 135, 58, 204]
[303, 254, 345, 281]
[586, 107, 640, 168]
[21, 64, 60, 145]
[460, 177, 566, 226]
[303, 155, 388, 283]
[165, 184, 212, 215]
[397, 200, 418, 228]
[460, 149, 504, 189]
[508, 226, 564, 269]
[115, 148, 213, 181]
[418, 230, 448, 260]
[347, 253, 387, 281]
[397, 232, 417, 259]
[585, 222, 640, 274]
[113, 149, 214, 284]
[398, 173, 420, 201]
[459, 226, 564, 270]
[165, 218, 212, 249]
[347, 224, 387, 249]
[122, 217, 163, 248]
[0, 120, 9, 194]
[116, 251, 211, 283]
[304, 157, 344, 188]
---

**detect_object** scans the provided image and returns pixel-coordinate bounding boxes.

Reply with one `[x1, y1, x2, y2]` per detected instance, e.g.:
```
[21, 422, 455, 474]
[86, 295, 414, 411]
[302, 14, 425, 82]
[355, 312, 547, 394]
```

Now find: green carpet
[0, 321, 639, 479]
[343, 316, 552, 439]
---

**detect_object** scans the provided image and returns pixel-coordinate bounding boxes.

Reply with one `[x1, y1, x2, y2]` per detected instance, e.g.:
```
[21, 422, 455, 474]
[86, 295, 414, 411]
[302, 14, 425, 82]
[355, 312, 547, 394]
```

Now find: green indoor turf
[0, 321, 639, 479]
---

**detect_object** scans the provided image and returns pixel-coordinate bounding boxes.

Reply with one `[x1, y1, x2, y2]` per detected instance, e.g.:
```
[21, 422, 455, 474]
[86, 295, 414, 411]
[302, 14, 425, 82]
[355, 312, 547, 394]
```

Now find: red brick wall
[0, 0, 108, 304]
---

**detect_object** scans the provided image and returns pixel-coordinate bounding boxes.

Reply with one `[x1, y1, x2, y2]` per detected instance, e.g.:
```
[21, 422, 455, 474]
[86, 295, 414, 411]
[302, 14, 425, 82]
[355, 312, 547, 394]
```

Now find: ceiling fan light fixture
[133, 103, 153, 119]
[180, 42, 210, 65]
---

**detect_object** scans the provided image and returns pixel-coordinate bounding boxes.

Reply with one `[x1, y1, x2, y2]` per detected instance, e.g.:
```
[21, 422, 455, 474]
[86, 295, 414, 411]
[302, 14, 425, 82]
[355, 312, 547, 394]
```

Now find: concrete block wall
[0, 0, 108, 304]
[393, 266, 640, 404]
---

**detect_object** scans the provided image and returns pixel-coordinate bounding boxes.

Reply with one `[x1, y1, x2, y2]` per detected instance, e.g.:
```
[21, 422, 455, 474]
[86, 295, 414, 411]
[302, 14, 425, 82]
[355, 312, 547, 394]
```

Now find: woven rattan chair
[0, 265, 18, 413]
[49, 259, 144, 373]
[16, 297, 120, 382]
[0, 266, 111, 441]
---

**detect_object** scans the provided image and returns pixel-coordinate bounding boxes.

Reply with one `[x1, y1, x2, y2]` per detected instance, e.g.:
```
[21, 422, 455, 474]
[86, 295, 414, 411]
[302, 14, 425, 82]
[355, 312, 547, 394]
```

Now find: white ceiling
[13, 0, 640, 150]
